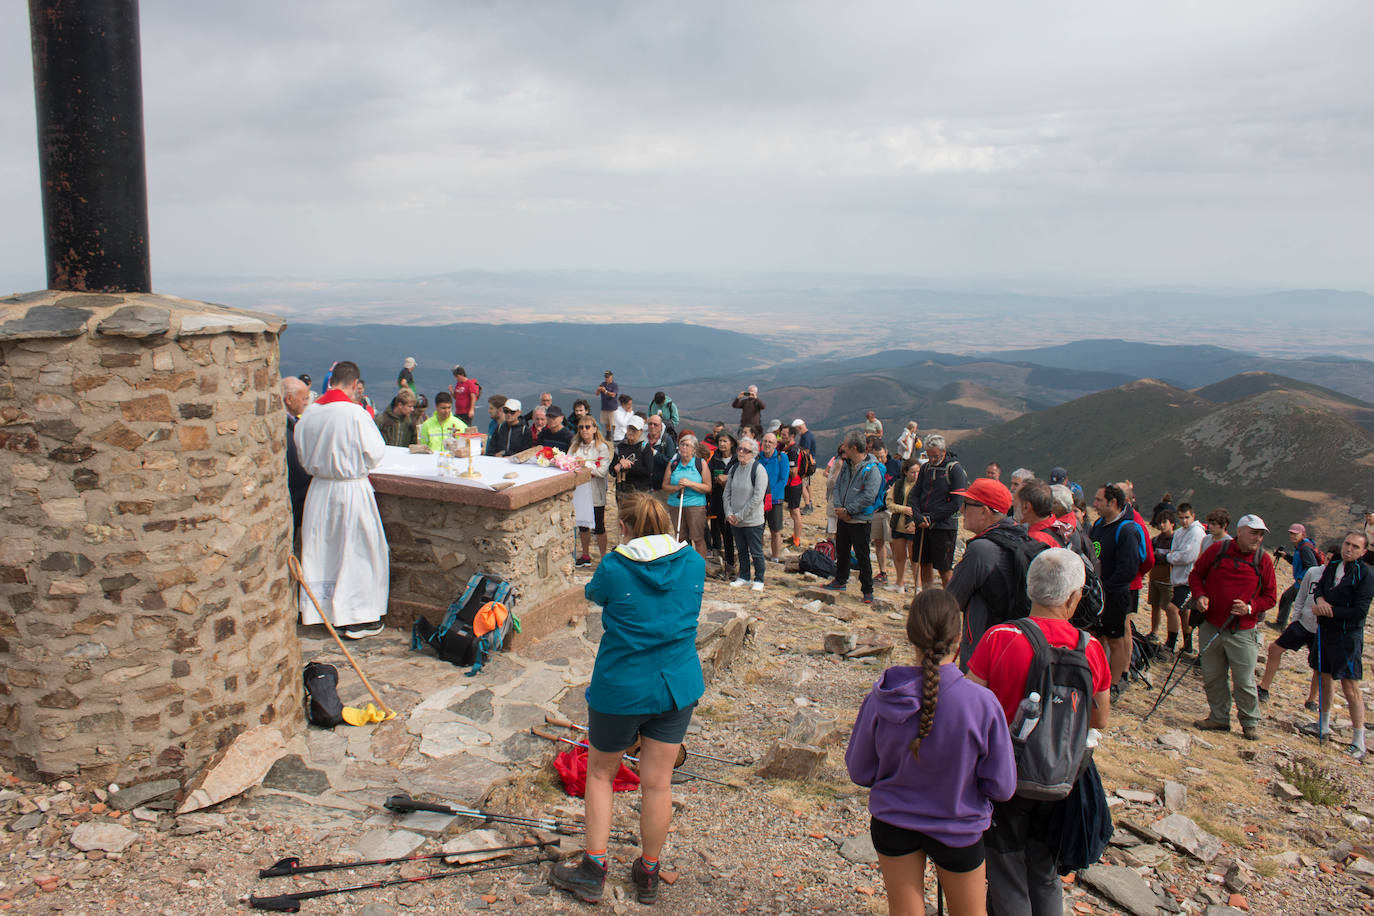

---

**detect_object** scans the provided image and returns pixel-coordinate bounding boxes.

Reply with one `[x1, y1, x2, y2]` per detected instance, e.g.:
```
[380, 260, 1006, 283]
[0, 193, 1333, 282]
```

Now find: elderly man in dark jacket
[908, 434, 967, 588]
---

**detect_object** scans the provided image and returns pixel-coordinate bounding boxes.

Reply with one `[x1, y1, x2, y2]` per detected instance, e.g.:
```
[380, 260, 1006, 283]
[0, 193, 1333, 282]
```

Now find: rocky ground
[2, 506, 1372, 915]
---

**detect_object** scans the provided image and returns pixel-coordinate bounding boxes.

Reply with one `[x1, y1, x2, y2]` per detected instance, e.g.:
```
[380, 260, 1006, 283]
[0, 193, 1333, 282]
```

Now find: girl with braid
[846, 590, 1016, 916]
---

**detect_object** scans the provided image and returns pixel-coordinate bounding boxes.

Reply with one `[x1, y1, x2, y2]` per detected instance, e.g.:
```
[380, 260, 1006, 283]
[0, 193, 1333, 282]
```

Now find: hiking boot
[1242, 724, 1259, 741]
[1343, 743, 1368, 762]
[1146, 632, 1161, 645]
[874, 571, 888, 583]
[342, 621, 384, 639]
[862, 593, 874, 604]
[822, 580, 847, 591]
[631, 857, 661, 904]
[575, 554, 593, 568]
[1192, 718, 1231, 732]
[550, 853, 608, 903]
[1256, 686, 1270, 702]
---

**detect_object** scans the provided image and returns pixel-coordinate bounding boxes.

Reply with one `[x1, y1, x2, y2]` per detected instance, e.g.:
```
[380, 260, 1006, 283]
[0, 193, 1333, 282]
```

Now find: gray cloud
[1, 0, 1371, 290]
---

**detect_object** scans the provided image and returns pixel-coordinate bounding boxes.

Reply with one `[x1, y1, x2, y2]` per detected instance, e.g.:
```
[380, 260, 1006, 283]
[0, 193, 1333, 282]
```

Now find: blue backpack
[857, 460, 886, 518]
[1115, 519, 1152, 576]
[411, 573, 519, 675]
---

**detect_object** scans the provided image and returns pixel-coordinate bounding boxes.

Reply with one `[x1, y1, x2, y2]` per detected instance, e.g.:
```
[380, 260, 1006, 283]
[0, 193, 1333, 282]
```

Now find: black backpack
[1038, 525, 1104, 632]
[411, 573, 517, 673]
[303, 662, 345, 728]
[977, 525, 1050, 626]
[1008, 619, 1095, 801]
[798, 548, 837, 579]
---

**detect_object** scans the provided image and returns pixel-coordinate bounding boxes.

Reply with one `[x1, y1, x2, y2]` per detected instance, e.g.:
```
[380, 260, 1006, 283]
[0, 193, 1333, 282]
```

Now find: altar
[368, 447, 592, 639]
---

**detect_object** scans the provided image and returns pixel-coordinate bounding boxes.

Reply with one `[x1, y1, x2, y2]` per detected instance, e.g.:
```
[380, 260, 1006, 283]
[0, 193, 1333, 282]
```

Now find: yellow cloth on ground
[341, 703, 394, 726]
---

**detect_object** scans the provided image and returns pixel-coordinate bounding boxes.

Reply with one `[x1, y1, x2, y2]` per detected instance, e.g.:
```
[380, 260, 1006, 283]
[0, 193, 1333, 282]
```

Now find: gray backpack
[1008, 619, 1095, 801]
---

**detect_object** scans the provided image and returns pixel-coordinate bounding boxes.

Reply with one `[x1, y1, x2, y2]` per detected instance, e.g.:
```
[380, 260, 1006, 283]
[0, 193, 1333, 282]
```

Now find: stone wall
[0, 290, 303, 783]
[374, 480, 583, 637]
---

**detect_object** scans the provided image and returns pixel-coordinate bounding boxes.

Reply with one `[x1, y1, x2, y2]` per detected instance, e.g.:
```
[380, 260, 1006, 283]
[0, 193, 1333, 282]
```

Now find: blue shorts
[586, 704, 695, 752]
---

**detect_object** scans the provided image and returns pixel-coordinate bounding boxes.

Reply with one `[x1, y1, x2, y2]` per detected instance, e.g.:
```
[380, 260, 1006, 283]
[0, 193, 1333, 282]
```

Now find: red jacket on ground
[1187, 540, 1277, 631]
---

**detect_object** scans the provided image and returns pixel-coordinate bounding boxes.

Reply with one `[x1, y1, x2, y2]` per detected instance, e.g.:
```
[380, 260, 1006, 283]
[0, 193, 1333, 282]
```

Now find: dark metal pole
[29, 0, 152, 293]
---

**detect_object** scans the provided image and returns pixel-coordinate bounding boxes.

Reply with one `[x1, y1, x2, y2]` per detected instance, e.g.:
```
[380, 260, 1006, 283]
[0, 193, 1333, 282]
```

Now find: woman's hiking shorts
[587, 704, 695, 752]
[870, 816, 985, 873]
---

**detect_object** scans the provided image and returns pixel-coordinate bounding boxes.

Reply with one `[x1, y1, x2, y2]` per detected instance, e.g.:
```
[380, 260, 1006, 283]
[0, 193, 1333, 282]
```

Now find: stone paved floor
[245, 594, 750, 861]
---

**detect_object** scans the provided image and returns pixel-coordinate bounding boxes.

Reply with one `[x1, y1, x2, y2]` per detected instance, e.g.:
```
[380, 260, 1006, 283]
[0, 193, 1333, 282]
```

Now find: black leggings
[709, 514, 735, 565]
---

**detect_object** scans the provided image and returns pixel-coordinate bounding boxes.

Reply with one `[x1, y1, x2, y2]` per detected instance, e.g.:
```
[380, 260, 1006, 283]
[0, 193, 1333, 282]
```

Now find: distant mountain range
[952, 373, 1374, 536]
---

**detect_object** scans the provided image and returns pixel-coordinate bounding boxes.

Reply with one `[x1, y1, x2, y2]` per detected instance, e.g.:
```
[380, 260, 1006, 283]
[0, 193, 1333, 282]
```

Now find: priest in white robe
[293, 360, 390, 637]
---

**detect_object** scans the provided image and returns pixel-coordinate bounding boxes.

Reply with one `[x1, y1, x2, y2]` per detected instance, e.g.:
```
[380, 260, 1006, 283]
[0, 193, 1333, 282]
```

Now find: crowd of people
[280, 360, 1373, 915]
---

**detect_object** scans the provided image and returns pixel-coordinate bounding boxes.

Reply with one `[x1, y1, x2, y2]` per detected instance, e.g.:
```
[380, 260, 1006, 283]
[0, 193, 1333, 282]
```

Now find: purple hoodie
[846, 663, 1016, 847]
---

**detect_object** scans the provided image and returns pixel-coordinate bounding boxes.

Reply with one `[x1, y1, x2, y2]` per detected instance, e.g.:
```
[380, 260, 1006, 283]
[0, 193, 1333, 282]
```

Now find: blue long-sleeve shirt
[757, 449, 789, 501]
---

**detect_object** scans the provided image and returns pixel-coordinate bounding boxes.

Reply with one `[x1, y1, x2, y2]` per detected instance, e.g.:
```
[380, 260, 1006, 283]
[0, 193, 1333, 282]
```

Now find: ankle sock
[586, 850, 608, 868]
[1319, 711, 1330, 733]
[640, 854, 660, 872]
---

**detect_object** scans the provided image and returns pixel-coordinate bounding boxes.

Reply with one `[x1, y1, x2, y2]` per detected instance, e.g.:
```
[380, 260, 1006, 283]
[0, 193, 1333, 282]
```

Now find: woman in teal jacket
[551, 493, 705, 907]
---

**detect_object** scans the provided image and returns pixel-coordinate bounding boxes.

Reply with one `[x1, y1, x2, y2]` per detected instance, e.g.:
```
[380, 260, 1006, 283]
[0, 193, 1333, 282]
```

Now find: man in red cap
[946, 477, 1027, 666]
[1274, 522, 1321, 630]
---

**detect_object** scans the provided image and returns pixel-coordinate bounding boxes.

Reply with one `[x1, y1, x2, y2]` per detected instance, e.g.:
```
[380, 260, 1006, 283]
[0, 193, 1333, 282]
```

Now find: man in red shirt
[1187, 514, 1277, 741]
[450, 365, 481, 426]
[968, 547, 1110, 916]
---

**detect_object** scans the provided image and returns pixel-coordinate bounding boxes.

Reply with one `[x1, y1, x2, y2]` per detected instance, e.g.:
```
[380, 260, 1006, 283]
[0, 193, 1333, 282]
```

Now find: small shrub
[1277, 758, 1347, 806]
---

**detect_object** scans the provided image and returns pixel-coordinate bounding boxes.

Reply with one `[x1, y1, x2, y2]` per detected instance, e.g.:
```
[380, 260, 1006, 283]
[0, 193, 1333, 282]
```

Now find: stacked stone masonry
[0, 290, 303, 784]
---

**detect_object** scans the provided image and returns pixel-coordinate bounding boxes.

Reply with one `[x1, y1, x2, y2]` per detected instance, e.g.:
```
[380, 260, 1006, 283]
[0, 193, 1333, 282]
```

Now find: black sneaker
[575, 554, 593, 568]
[550, 853, 607, 903]
[1256, 686, 1270, 702]
[631, 857, 660, 905]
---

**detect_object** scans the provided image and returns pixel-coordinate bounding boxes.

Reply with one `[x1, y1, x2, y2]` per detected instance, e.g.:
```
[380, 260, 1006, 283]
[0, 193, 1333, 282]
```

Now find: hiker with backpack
[1273, 522, 1323, 630]
[662, 433, 711, 558]
[550, 493, 705, 906]
[1187, 514, 1277, 741]
[723, 436, 769, 591]
[946, 478, 1033, 666]
[845, 590, 1017, 916]
[822, 431, 885, 605]
[1090, 483, 1151, 698]
[1304, 531, 1373, 760]
[706, 434, 738, 577]
[909, 435, 967, 589]
[967, 548, 1112, 916]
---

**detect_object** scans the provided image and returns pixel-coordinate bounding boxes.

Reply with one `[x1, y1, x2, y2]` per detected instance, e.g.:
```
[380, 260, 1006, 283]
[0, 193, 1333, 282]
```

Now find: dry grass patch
[695, 699, 740, 722]
[766, 778, 846, 815]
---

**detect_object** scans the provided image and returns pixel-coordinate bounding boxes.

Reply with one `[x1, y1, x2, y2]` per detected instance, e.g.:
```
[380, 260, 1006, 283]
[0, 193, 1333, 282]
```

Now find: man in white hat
[1187, 513, 1277, 740]
[486, 398, 533, 456]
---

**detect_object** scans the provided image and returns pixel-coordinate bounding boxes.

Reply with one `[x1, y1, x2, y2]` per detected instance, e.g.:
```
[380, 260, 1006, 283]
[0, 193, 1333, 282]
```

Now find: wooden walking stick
[288, 554, 394, 718]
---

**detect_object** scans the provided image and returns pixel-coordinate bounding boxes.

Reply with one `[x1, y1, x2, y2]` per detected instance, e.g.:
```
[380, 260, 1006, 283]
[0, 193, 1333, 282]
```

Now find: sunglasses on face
[578, 425, 595, 430]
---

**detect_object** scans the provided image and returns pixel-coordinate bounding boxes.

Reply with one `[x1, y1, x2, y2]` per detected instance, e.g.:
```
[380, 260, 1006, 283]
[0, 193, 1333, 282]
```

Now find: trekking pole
[288, 555, 395, 719]
[544, 715, 752, 767]
[382, 794, 637, 843]
[259, 840, 553, 878]
[529, 727, 741, 789]
[246, 851, 558, 912]
[1142, 614, 1236, 723]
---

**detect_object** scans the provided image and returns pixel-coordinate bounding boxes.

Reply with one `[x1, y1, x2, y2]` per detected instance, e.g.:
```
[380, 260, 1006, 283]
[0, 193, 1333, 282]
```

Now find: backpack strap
[1011, 618, 1052, 698]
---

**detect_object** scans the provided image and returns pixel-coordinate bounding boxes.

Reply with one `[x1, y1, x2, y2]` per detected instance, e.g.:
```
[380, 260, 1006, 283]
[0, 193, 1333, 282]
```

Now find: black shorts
[916, 528, 957, 572]
[1171, 585, 1190, 609]
[586, 704, 695, 752]
[891, 526, 914, 541]
[577, 504, 606, 536]
[1313, 628, 1363, 680]
[1275, 621, 1316, 651]
[784, 483, 803, 509]
[870, 817, 985, 873]
[1100, 590, 1133, 639]
[765, 503, 785, 532]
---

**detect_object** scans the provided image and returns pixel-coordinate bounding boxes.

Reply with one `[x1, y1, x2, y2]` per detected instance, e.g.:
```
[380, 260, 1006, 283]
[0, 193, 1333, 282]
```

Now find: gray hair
[1050, 484, 1074, 516]
[678, 433, 698, 451]
[738, 436, 759, 454]
[925, 434, 946, 451]
[1011, 468, 1036, 484]
[842, 430, 868, 451]
[1026, 548, 1087, 607]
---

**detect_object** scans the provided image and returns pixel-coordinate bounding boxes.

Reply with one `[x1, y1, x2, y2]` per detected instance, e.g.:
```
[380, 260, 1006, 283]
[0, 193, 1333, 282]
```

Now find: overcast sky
[2, 1, 1371, 293]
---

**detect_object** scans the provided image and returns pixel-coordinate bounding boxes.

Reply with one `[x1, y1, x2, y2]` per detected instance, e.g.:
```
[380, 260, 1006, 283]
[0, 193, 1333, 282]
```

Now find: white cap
[791, 418, 805, 427]
[767, 419, 781, 432]
[1236, 514, 1268, 531]
[626, 415, 645, 430]
[404, 357, 416, 368]
[504, 398, 522, 413]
